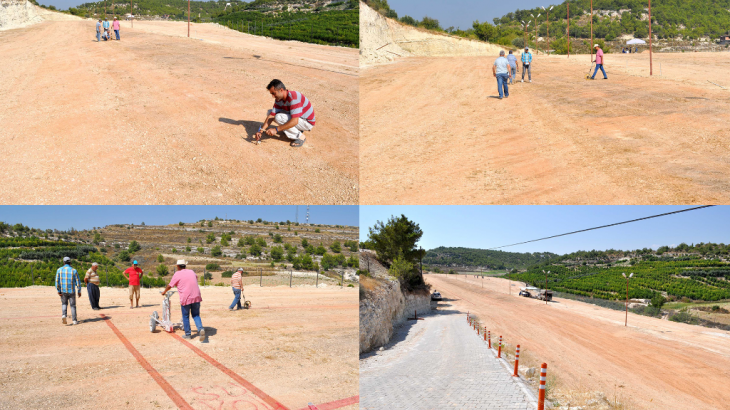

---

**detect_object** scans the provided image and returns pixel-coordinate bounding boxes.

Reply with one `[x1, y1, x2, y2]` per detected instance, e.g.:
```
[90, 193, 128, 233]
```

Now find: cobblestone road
[360, 313, 535, 410]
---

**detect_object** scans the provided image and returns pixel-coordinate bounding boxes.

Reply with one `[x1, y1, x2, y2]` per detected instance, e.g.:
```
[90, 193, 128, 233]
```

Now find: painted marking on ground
[296, 395, 359, 410]
[99, 314, 193, 410]
[170, 332, 289, 410]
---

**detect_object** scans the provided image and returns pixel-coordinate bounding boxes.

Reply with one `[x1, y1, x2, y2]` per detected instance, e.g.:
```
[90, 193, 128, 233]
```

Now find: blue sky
[359, 206, 730, 255]
[388, 0, 558, 30]
[0, 206, 358, 231]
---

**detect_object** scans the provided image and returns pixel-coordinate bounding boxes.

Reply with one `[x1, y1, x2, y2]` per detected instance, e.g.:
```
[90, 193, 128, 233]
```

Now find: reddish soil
[0, 285, 358, 409]
[427, 273, 730, 410]
[360, 52, 730, 204]
[0, 20, 358, 204]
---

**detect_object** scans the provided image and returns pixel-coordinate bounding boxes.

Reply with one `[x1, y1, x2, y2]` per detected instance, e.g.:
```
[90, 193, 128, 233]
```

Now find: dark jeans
[522, 64, 532, 80]
[114, 29, 120, 40]
[496, 73, 510, 98]
[60, 293, 77, 321]
[180, 302, 203, 336]
[592, 63, 607, 79]
[229, 287, 242, 310]
[87, 282, 100, 309]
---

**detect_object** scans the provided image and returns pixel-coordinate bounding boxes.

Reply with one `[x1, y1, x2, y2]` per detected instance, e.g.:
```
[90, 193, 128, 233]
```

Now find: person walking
[507, 50, 519, 84]
[96, 19, 102, 42]
[591, 44, 608, 80]
[521, 47, 533, 83]
[112, 17, 121, 40]
[55, 257, 82, 325]
[84, 262, 102, 310]
[123, 260, 144, 308]
[102, 18, 111, 41]
[492, 50, 510, 99]
[255, 79, 316, 148]
[162, 260, 206, 342]
[229, 267, 244, 311]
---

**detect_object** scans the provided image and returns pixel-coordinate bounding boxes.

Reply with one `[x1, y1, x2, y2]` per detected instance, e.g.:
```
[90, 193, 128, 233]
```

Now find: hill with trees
[423, 247, 559, 271]
[506, 243, 730, 302]
[365, 0, 730, 54]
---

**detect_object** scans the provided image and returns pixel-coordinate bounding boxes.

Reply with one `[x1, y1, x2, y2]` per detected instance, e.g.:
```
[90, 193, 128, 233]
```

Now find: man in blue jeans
[591, 44, 608, 80]
[56, 256, 82, 325]
[229, 267, 243, 311]
[96, 19, 102, 42]
[506, 50, 519, 84]
[492, 50, 510, 99]
[162, 260, 207, 342]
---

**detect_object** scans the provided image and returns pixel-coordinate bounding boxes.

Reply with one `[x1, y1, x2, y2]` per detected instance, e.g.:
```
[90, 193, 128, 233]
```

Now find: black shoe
[183, 334, 192, 339]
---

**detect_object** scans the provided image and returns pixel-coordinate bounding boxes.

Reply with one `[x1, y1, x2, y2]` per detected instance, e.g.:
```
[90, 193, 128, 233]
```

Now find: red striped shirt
[272, 90, 316, 126]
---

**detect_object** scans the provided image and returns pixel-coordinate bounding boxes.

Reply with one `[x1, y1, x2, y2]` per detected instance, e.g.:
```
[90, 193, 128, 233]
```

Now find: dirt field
[0, 20, 358, 204]
[0, 285, 358, 410]
[360, 52, 730, 204]
[426, 274, 730, 410]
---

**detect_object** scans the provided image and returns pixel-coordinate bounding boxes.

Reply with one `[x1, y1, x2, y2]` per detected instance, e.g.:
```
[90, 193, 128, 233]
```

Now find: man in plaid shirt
[56, 256, 82, 325]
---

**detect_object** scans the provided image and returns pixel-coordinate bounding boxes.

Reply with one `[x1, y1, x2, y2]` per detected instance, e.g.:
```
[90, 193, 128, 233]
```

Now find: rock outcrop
[0, 0, 43, 31]
[360, 1, 508, 67]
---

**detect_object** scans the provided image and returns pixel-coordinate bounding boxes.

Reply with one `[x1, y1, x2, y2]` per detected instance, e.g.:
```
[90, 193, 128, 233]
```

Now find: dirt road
[0, 285, 358, 409]
[0, 20, 358, 204]
[426, 274, 730, 410]
[360, 52, 730, 204]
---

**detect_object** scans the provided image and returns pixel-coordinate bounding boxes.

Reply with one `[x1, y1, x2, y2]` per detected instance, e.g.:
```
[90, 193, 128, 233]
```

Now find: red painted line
[297, 396, 359, 410]
[100, 314, 193, 410]
[169, 332, 289, 410]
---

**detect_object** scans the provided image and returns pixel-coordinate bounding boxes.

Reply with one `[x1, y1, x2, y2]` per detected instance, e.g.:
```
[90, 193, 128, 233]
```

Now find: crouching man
[255, 79, 316, 148]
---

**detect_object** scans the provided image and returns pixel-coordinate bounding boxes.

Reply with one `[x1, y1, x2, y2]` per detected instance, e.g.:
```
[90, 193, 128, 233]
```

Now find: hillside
[0, 219, 359, 288]
[423, 247, 558, 271]
[506, 244, 730, 302]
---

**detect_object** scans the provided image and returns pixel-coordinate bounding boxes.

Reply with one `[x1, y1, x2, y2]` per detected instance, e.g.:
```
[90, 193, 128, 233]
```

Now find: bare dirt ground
[0, 285, 358, 410]
[427, 274, 730, 410]
[360, 52, 730, 204]
[0, 20, 358, 204]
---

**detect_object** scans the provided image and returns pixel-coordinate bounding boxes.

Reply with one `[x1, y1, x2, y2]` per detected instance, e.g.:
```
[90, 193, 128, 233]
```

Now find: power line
[487, 206, 715, 251]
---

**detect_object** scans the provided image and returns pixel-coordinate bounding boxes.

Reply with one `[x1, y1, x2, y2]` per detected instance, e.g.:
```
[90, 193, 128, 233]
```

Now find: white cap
[176, 260, 187, 266]
[92, 262, 99, 267]
[63, 257, 71, 262]
[594, 44, 600, 47]
[237, 267, 243, 271]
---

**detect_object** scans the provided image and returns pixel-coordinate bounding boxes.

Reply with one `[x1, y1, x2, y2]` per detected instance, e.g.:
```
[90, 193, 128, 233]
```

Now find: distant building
[718, 31, 730, 45]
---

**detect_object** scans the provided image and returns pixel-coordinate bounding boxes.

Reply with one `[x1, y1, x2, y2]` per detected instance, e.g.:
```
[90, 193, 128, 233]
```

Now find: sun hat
[63, 256, 71, 262]
[176, 260, 187, 266]
[594, 44, 600, 47]
[237, 268, 244, 271]
[92, 262, 99, 267]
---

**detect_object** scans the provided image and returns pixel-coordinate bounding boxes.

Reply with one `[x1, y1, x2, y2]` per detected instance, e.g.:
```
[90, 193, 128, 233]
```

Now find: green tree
[118, 250, 131, 262]
[273, 234, 283, 243]
[206, 233, 216, 244]
[207, 221, 213, 227]
[330, 241, 342, 253]
[211, 246, 222, 257]
[270, 246, 284, 262]
[179, 222, 184, 226]
[301, 238, 309, 248]
[197, 247, 205, 253]
[472, 20, 496, 41]
[249, 244, 262, 256]
[128, 240, 141, 253]
[256, 238, 267, 247]
[419, 16, 441, 30]
[156, 264, 169, 276]
[157, 254, 164, 263]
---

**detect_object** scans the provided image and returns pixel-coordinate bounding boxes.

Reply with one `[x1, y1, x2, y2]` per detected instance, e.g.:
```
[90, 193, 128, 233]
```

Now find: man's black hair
[266, 79, 286, 91]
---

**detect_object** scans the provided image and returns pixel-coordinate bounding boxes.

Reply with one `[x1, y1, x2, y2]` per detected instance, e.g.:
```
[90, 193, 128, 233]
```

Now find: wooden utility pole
[649, 0, 653, 75]
[590, 0, 594, 61]
[567, 4, 570, 57]
[187, 0, 190, 37]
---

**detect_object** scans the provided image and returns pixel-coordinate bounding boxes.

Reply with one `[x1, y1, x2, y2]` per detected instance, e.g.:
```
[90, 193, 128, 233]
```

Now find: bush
[205, 263, 221, 271]
[221, 270, 234, 278]
[330, 241, 341, 253]
[270, 246, 284, 262]
[207, 221, 213, 227]
[651, 294, 666, 309]
[197, 247, 205, 254]
[669, 310, 698, 324]
[256, 238, 267, 247]
[204, 272, 212, 280]
[206, 233, 216, 244]
[211, 246, 222, 257]
[157, 254, 164, 263]
[128, 240, 141, 253]
[511, 37, 525, 49]
[118, 250, 131, 262]
[301, 238, 309, 248]
[273, 234, 283, 243]
[315, 245, 327, 256]
[179, 222, 184, 226]
[185, 246, 191, 252]
[315, 228, 320, 233]
[156, 264, 169, 276]
[249, 244, 262, 256]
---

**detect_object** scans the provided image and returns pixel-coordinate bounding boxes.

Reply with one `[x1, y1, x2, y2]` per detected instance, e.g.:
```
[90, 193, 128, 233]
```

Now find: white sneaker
[72, 320, 78, 325]
[62, 316, 67, 325]
[521, 79, 524, 83]
[529, 80, 532, 83]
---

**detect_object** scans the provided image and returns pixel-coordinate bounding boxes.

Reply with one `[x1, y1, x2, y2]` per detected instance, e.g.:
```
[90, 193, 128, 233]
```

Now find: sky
[0, 206, 358, 231]
[388, 0, 558, 30]
[359, 206, 730, 255]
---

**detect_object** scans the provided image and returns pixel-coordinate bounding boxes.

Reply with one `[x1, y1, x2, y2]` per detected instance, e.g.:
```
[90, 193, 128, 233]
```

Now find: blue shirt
[507, 54, 517, 67]
[55, 264, 81, 294]
[522, 52, 533, 64]
[494, 56, 510, 75]
[103, 21, 110, 29]
[96, 22, 101, 32]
